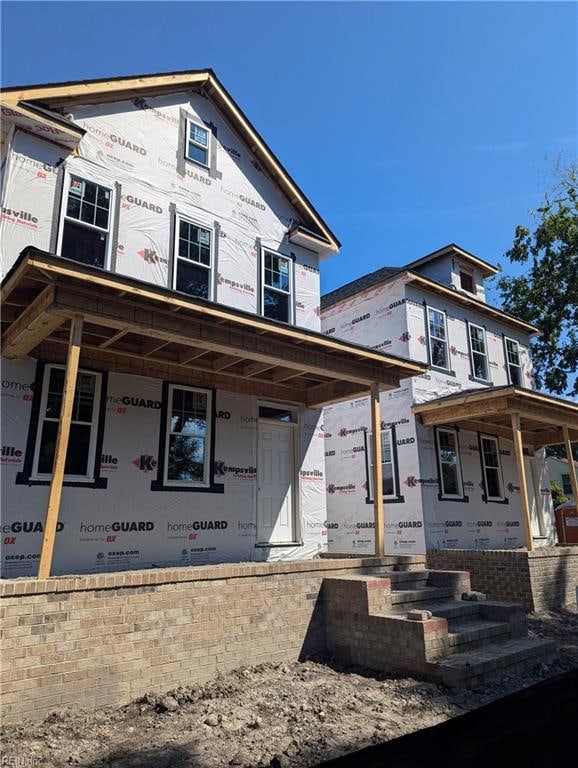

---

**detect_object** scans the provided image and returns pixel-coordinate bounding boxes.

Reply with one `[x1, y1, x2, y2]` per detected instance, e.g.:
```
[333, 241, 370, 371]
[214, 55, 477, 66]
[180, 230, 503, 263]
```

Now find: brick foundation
[0, 555, 424, 722]
[427, 547, 578, 612]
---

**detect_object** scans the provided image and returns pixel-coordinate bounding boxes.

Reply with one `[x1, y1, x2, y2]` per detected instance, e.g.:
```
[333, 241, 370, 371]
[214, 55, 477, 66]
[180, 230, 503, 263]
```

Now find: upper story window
[60, 175, 112, 269]
[435, 427, 464, 499]
[33, 364, 102, 482]
[186, 120, 210, 167]
[174, 216, 213, 300]
[469, 322, 490, 382]
[459, 269, 475, 294]
[427, 307, 449, 370]
[505, 337, 522, 386]
[262, 250, 292, 323]
[561, 473, 573, 497]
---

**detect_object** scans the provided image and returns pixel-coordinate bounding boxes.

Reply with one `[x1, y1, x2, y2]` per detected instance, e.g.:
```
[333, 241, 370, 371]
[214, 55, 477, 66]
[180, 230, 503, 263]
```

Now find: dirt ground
[2, 607, 577, 768]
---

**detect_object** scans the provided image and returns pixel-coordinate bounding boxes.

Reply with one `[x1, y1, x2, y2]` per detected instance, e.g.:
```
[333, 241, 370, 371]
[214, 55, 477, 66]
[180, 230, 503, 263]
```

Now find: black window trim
[434, 425, 469, 503]
[364, 424, 405, 505]
[478, 430, 509, 505]
[16, 360, 108, 489]
[151, 381, 224, 494]
[466, 319, 493, 386]
[424, 303, 455, 376]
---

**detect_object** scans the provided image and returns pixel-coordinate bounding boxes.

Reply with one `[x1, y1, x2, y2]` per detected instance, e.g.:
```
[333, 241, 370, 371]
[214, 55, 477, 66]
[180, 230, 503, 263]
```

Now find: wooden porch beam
[453, 419, 514, 442]
[371, 383, 385, 557]
[1, 285, 63, 358]
[48, 285, 398, 387]
[178, 348, 208, 365]
[510, 412, 534, 551]
[417, 398, 510, 426]
[271, 367, 306, 384]
[563, 427, 578, 506]
[507, 399, 578, 432]
[141, 339, 169, 357]
[211, 354, 241, 372]
[99, 329, 128, 349]
[305, 380, 367, 408]
[37, 316, 83, 579]
[243, 361, 275, 378]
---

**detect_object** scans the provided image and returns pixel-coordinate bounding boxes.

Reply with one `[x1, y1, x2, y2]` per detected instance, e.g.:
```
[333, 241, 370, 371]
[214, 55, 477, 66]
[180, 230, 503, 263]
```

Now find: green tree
[550, 479, 568, 509]
[497, 163, 578, 396]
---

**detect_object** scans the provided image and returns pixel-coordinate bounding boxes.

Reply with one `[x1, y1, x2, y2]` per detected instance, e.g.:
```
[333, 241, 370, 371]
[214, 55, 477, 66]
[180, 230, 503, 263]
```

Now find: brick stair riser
[436, 644, 558, 688]
[390, 588, 455, 605]
[446, 629, 511, 655]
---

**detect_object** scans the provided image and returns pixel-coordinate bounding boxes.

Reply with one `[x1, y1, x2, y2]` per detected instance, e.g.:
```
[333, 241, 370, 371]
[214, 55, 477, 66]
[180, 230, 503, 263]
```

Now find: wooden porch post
[370, 382, 385, 557]
[510, 412, 534, 552]
[562, 426, 578, 504]
[37, 316, 83, 579]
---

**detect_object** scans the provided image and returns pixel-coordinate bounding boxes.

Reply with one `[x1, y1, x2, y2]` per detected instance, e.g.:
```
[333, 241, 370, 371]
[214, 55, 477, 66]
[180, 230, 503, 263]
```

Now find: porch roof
[1, 248, 426, 408]
[412, 385, 578, 448]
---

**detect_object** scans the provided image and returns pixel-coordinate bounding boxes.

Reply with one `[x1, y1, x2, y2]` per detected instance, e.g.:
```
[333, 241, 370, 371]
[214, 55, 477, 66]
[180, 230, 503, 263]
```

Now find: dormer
[406, 244, 497, 304]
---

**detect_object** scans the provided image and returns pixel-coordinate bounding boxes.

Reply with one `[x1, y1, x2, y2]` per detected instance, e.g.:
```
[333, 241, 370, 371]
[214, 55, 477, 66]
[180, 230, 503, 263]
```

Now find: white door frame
[256, 402, 300, 546]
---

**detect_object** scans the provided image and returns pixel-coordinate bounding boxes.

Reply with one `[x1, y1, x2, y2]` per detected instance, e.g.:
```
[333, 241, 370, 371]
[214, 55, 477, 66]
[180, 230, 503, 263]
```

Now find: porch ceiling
[412, 386, 578, 448]
[1, 249, 426, 408]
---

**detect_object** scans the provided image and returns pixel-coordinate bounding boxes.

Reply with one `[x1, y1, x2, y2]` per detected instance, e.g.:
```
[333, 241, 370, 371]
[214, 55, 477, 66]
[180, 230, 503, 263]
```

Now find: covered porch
[413, 386, 578, 550]
[1, 248, 426, 577]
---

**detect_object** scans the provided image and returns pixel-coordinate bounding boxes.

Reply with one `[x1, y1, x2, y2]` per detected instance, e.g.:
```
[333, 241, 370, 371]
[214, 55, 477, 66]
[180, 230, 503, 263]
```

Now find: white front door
[524, 455, 543, 537]
[257, 421, 295, 544]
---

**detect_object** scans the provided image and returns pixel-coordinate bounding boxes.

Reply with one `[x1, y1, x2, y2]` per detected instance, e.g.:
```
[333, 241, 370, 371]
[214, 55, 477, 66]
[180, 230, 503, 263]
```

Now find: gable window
[262, 250, 292, 323]
[561, 474, 573, 497]
[427, 307, 449, 370]
[435, 427, 464, 499]
[505, 337, 522, 386]
[32, 365, 102, 482]
[367, 428, 398, 500]
[164, 385, 212, 486]
[480, 435, 505, 501]
[186, 120, 210, 167]
[459, 269, 474, 294]
[174, 216, 213, 300]
[469, 322, 490, 382]
[60, 175, 112, 269]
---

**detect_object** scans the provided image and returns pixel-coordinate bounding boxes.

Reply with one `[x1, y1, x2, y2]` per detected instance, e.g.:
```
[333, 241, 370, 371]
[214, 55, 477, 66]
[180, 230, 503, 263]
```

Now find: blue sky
[1, 1, 576, 305]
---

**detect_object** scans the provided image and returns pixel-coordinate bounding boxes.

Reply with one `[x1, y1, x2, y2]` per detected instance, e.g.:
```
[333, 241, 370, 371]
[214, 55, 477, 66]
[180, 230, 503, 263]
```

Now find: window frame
[261, 248, 294, 325]
[163, 383, 213, 489]
[364, 426, 405, 504]
[504, 336, 523, 386]
[426, 305, 451, 372]
[30, 363, 103, 484]
[468, 321, 491, 384]
[459, 267, 475, 294]
[185, 118, 211, 169]
[57, 172, 115, 271]
[561, 473, 573, 497]
[173, 213, 214, 301]
[479, 433, 506, 503]
[435, 426, 467, 501]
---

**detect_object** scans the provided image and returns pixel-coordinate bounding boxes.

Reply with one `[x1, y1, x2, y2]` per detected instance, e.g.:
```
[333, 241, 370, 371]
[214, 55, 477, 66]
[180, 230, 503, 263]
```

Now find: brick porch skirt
[0, 555, 425, 722]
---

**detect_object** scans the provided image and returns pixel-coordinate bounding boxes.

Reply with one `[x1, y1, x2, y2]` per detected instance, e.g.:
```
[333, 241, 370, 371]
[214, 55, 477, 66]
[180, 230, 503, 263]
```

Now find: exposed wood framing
[510, 412, 534, 551]
[370, 383, 385, 557]
[37, 316, 83, 579]
[418, 398, 511, 427]
[1, 285, 63, 359]
[99, 329, 128, 349]
[563, 427, 578, 506]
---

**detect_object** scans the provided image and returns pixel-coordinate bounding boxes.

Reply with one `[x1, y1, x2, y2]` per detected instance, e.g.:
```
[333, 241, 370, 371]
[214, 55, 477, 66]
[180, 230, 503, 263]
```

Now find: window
[480, 435, 505, 501]
[164, 385, 212, 486]
[32, 365, 102, 481]
[174, 216, 213, 300]
[262, 250, 292, 323]
[368, 429, 397, 500]
[435, 427, 464, 499]
[459, 269, 474, 293]
[427, 307, 449, 370]
[505, 338, 522, 386]
[60, 175, 112, 269]
[469, 323, 490, 382]
[561, 474, 573, 497]
[185, 120, 210, 167]
[259, 405, 296, 422]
